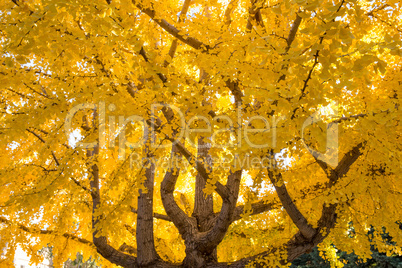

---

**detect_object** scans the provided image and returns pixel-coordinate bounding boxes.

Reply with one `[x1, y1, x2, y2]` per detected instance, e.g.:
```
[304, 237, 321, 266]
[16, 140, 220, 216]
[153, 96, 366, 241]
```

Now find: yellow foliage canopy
[0, 0, 401, 267]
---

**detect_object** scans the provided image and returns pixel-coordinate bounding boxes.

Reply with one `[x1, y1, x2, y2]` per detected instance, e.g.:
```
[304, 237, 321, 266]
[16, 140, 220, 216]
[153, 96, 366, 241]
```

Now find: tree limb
[231, 200, 277, 222]
[196, 169, 242, 252]
[246, 0, 266, 32]
[171, 139, 231, 201]
[84, 114, 138, 267]
[136, 132, 159, 264]
[267, 167, 317, 240]
[224, 0, 239, 26]
[163, 0, 192, 67]
[312, 142, 365, 185]
[213, 142, 365, 267]
[160, 144, 198, 241]
[193, 138, 215, 232]
[286, 13, 302, 51]
[0, 216, 94, 248]
[133, 1, 211, 51]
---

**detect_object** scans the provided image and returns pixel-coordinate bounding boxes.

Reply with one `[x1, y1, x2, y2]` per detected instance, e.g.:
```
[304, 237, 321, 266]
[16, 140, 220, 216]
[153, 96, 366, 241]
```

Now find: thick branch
[277, 12, 302, 84]
[193, 137, 214, 232]
[172, 140, 230, 201]
[131, 207, 172, 222]
[312, 142, 365, 185]
[133, 1, 210, 51]
[136, 134, 159, 265]
[287, 142, 365, 261]
[286, 14, 302, 51]
[211, 142, 366, 267]
[196, 169, 242, 252]
[157, 96, 230, 202]
[226, 79, 243, 106]
[335, 142, 365, 178]
[224, 0, 239, 26]
[160, 145, 198, 241]
[267, 168, 317, 240]
[88, 147, 138, 266]
[246, 0, 266, 32]
[84, 115, 138, 266]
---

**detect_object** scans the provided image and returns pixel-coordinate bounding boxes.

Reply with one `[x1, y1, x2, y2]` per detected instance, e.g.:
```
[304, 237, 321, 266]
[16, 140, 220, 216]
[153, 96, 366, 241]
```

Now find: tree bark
[136, 134, 159, 266]
[192, 137, 217, 263]
[193, 138, 215, 232]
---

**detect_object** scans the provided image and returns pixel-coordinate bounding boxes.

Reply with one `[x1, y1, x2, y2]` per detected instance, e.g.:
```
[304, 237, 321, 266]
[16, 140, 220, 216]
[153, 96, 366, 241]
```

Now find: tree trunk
[136, 136, 159, 266]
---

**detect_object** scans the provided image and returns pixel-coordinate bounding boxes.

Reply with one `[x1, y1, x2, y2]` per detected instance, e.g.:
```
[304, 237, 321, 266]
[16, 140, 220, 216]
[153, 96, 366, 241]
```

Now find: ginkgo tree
[0, 0, 401, 267]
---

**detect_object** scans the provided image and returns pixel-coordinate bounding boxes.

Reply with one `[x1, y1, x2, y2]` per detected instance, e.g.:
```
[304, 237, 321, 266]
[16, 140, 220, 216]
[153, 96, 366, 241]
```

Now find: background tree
[0, 0, 401, 267]
[64, 252, 100, 268]
[292, 223, 402, 267]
